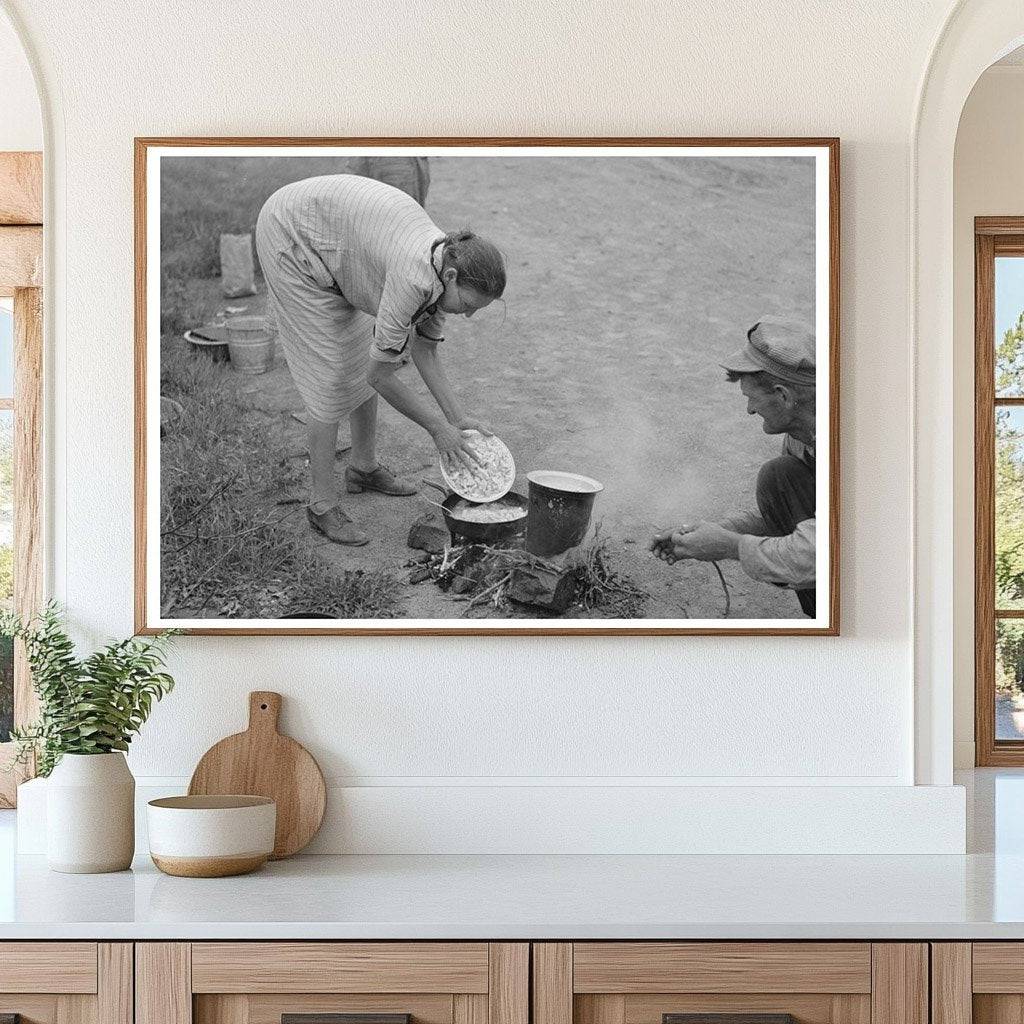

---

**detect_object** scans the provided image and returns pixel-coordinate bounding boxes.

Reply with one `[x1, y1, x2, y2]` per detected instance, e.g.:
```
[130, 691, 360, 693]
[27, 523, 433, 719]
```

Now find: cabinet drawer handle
[283, 1015, 411, 1024]
[664, 1016, 797, 1024]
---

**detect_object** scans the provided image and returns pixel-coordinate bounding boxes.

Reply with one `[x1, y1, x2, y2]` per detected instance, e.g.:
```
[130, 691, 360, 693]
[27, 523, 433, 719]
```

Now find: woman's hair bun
[441, 228, 506, 299]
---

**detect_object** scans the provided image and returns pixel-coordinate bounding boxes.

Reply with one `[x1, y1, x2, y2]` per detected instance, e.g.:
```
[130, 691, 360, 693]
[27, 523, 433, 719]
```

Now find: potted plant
[2, 603, 177, 873]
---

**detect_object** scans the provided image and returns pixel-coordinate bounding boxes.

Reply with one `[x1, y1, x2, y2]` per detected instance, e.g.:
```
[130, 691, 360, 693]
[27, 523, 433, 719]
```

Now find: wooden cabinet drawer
[535, 943, 926, 1024]
[0, 942, 130, 1024]
[933, 942, 1024, 1024]
[0, 942, 98, 993]
[138, 942, 528, 1024]
[572, 943, 872, 994]
[191, 943, 490, 993]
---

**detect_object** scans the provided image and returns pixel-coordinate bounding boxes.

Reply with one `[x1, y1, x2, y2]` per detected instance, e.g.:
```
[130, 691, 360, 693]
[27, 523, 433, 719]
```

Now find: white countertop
[1, 849, 1023, 940]
[1, 769, 1022, 941]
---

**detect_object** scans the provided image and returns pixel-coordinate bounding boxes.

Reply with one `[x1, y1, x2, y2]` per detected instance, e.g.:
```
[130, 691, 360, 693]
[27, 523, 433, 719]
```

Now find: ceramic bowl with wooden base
[147, 795, 276, 877]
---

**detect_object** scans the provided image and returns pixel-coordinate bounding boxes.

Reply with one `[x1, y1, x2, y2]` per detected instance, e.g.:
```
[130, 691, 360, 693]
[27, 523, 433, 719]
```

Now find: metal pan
[423, 480, 528, 545]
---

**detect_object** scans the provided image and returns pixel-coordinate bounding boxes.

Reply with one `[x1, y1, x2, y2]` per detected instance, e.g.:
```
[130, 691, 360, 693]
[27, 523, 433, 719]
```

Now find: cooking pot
[423, 480, 529, 546]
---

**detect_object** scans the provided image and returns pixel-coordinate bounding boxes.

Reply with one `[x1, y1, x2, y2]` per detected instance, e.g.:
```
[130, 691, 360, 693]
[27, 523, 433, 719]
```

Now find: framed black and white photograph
[135, 138, 839, 635]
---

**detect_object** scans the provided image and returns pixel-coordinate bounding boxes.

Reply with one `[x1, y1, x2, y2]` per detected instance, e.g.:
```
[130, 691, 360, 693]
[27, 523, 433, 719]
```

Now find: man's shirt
[720, 435, 816, 590]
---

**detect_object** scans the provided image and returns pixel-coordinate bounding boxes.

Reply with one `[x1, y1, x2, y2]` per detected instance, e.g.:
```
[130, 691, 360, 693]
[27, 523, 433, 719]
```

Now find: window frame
[0, 151, 43, 807]
[975, 217, 1024, 765]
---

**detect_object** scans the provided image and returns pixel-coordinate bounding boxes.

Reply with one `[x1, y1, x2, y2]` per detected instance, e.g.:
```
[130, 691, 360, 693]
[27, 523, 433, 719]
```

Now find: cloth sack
[219, 232, 257, 297]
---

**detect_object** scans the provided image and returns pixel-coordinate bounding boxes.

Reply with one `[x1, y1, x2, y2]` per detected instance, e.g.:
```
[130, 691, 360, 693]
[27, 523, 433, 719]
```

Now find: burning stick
[466, 571, 514, 610]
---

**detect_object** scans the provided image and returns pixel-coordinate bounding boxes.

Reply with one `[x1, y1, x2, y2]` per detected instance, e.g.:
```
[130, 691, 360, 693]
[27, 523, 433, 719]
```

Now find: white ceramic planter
[46, 752, 135, 873]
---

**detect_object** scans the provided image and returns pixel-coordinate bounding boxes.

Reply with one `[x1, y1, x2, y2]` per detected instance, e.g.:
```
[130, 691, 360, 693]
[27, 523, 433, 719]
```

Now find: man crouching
[649, 319, 817, 618]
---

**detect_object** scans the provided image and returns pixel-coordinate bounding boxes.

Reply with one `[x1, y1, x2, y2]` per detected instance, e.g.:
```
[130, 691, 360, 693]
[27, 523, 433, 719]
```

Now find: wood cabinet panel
[931, 944, 971, 1024]
[55, 993, 96, 1024]
[621, 992, 843, 1024]
[96, 945, 132, 1024]
[0, 943, 97, 994]
[193, 994, 248, 1024]
[136, 943, 192, 1024]
[974, 945, 1024, 993]
[454, 993, 489, 1024]
[973, 995, 1024, 1024]
[535, 944, 573, 1024]
[488, 943, 528, 1024]
[192, 943, 490, 994]
[576, 995, 625, 1024]
[0, 943, 129, 1024]
[195, 993, 455, 1024]
[870, 945, 927, 1024]
[573, 944, 873, 995]
[0, 994, 61, 1022]
[832, 993, 873, 1024]
[0, 936, 932, 1024]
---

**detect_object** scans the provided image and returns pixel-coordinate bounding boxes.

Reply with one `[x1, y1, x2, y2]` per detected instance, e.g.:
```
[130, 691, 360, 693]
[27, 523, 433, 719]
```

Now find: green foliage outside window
[995, 314, 1024, 694]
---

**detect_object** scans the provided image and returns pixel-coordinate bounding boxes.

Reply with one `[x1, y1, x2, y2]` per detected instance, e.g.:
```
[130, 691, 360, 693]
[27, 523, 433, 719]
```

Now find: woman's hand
[452, 416, 493, 436]
[431, 422, 482, 469]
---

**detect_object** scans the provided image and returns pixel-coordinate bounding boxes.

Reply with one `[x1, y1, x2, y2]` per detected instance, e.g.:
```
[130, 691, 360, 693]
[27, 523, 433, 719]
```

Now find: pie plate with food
[439, 430, 516, 502]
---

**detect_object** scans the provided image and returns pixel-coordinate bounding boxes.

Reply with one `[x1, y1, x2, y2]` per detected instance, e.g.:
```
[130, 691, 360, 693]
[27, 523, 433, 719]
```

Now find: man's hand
[452, 416, 493, 436]
[649, 522, 740, 564]
[649, 526, 696, 564]
[670, 522, 741, 562]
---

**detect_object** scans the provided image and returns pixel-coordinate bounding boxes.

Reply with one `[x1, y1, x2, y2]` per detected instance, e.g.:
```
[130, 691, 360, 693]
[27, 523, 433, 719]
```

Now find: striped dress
[255, 174, 446, 423]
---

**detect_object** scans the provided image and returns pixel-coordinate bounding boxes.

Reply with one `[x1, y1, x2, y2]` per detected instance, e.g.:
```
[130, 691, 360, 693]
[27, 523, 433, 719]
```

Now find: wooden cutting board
[188, 691, 326, 859]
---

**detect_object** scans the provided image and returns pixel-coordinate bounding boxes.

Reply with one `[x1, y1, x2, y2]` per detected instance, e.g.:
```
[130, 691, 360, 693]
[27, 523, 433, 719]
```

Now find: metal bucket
[525, 471, 604, 556]
[225, 315, 275, 374]
[183, 330, 229, 363]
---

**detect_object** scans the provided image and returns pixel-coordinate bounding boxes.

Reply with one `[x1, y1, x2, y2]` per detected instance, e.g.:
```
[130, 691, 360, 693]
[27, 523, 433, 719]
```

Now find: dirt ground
[166, 155, 816, 620]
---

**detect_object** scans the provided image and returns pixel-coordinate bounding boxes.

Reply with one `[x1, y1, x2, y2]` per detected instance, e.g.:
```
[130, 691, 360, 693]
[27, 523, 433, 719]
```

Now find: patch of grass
[159, 341, 399, 620]
[160, 156, 360, 281]
[571, 527, 648, 617]
[159, 156, 363, 335]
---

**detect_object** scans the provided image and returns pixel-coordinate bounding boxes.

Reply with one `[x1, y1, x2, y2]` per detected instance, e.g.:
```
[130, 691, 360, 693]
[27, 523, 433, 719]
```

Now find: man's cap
[720, 318, 816, 386]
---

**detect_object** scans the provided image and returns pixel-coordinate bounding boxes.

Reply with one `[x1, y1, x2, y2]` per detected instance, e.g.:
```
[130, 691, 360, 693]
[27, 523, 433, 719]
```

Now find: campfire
[415, 435, 642, 617]
[405, 530, 646, 618]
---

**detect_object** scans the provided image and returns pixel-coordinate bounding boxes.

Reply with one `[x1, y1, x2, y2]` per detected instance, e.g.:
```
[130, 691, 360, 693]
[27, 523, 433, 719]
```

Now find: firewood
[407, 513, 449, 554]
[507, 564, 579, 612]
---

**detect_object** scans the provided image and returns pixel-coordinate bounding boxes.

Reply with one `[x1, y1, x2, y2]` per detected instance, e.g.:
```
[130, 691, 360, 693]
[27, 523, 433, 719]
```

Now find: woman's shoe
[345, 463, 419, 496]
[307, 506, 370, 546]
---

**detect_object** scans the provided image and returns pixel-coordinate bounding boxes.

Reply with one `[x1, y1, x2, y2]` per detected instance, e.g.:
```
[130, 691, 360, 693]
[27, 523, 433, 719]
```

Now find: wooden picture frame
[135, 137, 839, 636]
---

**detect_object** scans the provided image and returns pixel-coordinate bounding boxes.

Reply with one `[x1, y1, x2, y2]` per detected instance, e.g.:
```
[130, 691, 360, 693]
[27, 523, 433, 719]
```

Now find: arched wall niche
[914, 0, 1024, 785]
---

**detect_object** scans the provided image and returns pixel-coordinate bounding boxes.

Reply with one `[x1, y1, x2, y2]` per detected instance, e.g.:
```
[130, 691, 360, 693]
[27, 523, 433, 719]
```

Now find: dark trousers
[756, 455, 816, 618]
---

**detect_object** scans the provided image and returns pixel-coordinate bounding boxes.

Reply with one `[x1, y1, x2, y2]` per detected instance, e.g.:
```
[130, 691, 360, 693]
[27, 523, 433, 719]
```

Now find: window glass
[0, 300, 11, 400]
[0, 409, 11, 742]
[997, 620, 1024, 740]
[997, 407, 1024, 610]
[996, 257, 1024, 397]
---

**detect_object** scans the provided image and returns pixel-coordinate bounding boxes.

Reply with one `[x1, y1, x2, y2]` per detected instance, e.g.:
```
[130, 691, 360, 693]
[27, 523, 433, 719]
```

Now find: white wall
[0, 8, 39, 151]
[952, 66, 1024, 767]
[0, 0, 972, 851]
